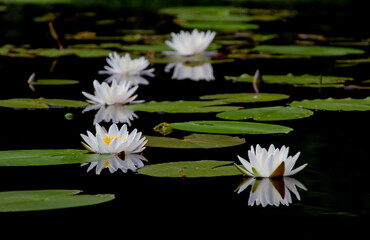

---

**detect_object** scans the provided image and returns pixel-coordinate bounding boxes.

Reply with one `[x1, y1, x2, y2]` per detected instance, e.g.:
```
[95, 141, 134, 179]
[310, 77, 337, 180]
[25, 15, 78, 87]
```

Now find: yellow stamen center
[103, 160, 110, 167]
[102, 136, 126, 145]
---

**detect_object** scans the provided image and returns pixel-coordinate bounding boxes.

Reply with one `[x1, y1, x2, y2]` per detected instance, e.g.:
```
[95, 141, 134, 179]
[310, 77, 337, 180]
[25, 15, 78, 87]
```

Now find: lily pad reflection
[235, 177, 307, 207]
[81, 153, 147, 175]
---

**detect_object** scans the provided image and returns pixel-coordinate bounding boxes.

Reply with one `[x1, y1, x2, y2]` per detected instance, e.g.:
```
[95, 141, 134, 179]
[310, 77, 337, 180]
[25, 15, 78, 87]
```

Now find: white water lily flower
[82, 79, 142, 105]
[165, 29, 216, 56]
[236, 177, 307, 207]
[81, 123, 147, 154]
[99, 52, 154, 77]
[235, 144, 307, 177]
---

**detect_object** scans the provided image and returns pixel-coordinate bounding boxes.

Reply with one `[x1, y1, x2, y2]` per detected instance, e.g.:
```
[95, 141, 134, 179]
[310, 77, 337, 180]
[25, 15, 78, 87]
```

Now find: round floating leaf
[175, 13, 254, 22]
[254, 45, 365, 57]
[31, 79, 79, 85]
[145, 133, 246, 149]
[225, 73, 353, 87]
[138, 160, 240, 178]
[36, 48, 112, 58]
[159, 6, 236, 15]
[0, 98, 49, 109]
[0, 98, 87, 109]
[200, 93, 289, 103]
[0, 149, 113, 166]
[290, 97, 370, 111]
[179, 21, 259, 31]
[125, 100, 241, 113]
[171, 121, 293, 134]
[0, 190, 115, 212]
[216, 106, 314, 121]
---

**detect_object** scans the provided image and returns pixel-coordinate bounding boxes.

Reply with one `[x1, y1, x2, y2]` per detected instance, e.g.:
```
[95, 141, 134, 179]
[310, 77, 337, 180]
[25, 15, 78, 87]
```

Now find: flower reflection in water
[83, 104, 138, 126]
[81, 153, 147, 174]
[235, 177, 307, 207]
[165, 62, 215, 81]
[104, 74, 150, 86]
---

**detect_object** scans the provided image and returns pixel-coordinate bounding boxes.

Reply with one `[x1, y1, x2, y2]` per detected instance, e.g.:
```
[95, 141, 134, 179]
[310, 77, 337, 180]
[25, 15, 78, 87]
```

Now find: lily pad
[225, 73, 353, 87]
[290, 97, 370, 111]
[159, 6, 236, 15]
[125, 100, 241, 113]
[0, 190, 114, 212]
[145, 133, 246, 149]
[36, 48, 112, 58]
[175, 13, 254, 22]
[3, 0, 73, 4]
[179, 21, 259, 31]
[254, 45, 365, 57]
[138, 160, 240, 178]
[0, 98, 87, 109]
[170, 121, 293, 134]
[122, 43, 221, 52]
[216, 106, 314, 121]
[200, 93, 289, 103]
[0, 149, 112, 166]
[31, 79, 79, 85]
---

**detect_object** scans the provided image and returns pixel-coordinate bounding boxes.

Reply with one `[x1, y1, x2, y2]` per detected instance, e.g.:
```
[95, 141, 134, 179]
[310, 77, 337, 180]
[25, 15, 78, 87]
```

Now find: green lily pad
[125, 100, 241, 113]
[122, 43, 221, 53]
[31, 79, 79, 85]
[3, 0, 73, 4]
[0, 98, 87, 109]
[254, 45, 365, 57]
[138, 160, 240, 178]
[0, 149, 112, 166]
[36, 48, 112, 58]
[225, 73, 353, 87]
[159, 6, 236, 15]
[216, 106, 314, 121]
[179, 21, 259, 31]
[0, 190, 114, 212]
[290, 97, 370, 111]
[200, 93, 289, 103]
[170, 121, 293, 134]
[175, 13, 254, 22]
[145, 133, 246, 149]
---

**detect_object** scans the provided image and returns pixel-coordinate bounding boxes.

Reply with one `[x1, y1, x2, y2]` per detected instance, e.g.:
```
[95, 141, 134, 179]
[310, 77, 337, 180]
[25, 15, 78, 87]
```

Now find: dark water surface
[0, 1, 369, 236]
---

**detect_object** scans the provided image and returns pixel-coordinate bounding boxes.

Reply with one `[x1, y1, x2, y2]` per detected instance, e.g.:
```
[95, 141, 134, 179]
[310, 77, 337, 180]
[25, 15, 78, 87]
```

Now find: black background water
[0, 0, 369, 236]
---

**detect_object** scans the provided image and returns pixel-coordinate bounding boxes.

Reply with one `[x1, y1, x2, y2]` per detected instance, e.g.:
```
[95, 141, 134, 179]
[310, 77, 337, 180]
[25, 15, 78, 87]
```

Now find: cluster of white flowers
[80, 28, 308, 181]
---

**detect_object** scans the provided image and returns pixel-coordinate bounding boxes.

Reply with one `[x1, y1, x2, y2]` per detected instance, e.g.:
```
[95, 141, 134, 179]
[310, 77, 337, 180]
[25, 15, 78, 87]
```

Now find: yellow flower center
[103, 159, 110, 167]
[102, 136, 126, 145]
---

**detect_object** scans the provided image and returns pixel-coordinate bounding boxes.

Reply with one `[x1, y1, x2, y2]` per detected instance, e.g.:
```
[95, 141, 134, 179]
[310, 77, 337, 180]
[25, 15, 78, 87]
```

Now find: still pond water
[0, 1, 369, 235]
